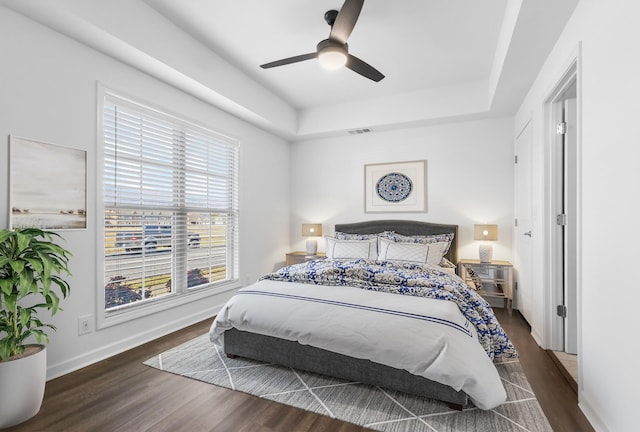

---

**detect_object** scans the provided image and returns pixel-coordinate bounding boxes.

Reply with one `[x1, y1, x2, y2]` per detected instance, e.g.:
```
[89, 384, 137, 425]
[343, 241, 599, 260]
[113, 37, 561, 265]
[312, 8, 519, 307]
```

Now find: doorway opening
[545, 58, 580, 391]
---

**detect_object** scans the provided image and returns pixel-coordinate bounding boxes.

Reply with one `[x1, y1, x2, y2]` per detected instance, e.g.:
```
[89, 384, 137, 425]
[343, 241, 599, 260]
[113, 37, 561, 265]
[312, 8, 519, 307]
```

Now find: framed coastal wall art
[9, 135, 87, 230]
[364, 160, 427, 213]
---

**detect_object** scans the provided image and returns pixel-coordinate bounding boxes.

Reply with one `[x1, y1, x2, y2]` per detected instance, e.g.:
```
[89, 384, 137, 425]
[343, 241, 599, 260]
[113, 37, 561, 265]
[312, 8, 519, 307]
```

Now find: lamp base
[479, 244, 493, 263]
[306, 239, 318, 255]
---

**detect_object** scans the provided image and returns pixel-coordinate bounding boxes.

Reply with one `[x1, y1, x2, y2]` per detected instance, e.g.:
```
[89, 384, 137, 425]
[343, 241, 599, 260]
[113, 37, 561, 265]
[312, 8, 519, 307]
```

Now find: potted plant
[0, 228, 72, 428]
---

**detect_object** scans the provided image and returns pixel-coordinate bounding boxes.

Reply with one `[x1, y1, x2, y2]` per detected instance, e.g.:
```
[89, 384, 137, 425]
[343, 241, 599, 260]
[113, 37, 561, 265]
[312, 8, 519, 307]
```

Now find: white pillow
[325, 237, 377, 260]
[377, 237, 447, 265]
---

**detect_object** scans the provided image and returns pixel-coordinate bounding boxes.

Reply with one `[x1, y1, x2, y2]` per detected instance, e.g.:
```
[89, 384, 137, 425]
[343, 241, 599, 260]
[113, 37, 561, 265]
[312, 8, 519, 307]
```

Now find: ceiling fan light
[318, 47, 347, 70]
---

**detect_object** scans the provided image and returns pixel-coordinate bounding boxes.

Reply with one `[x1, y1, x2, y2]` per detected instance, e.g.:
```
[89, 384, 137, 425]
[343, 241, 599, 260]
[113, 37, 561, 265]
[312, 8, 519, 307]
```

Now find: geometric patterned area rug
[144, 334, 553, 432]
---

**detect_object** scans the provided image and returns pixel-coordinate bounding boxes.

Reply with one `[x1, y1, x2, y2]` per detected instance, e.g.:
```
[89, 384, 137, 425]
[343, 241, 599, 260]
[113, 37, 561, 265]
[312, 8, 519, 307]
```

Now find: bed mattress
[210, 278, 508, 409]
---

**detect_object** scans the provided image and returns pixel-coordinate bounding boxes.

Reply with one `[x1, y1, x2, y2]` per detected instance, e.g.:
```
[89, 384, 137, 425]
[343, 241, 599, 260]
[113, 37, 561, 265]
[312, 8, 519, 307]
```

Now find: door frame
[542, 45, 582, 382]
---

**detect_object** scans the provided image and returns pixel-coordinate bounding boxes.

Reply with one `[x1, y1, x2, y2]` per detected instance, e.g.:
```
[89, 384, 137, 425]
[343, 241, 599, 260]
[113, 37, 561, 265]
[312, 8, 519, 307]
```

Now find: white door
[563, 98, 578, 354]
[514, 120, 534, 324]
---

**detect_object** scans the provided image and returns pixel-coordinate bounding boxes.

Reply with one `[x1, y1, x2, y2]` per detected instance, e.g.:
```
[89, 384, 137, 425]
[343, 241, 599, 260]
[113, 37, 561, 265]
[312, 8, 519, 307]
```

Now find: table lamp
[474, 224, 498, 263]
[302, 223, 323, 255]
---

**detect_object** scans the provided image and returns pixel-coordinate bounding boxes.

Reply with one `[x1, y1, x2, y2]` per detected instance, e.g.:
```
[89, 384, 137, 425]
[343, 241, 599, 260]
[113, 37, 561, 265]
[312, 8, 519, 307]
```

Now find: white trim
[95, 83, 240, 330]
[515, 114, 532, 140]
[100, 282, 239, 329]
[578, 390, 610, 432]
[45, 302, 228, 380]
[542, 46, 580, 354]
[574, 41, 584, 398]
[95, 81, 108, 330]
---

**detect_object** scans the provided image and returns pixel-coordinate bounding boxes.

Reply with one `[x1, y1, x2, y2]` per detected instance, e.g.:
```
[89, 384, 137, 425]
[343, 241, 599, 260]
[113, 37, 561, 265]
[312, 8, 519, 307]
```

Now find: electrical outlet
[78, 315, 93, 335]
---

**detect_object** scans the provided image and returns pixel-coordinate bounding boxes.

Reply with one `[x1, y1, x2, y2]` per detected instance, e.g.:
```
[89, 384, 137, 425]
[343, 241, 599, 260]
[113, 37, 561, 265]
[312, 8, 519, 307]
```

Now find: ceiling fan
[260, 0, 385, 82]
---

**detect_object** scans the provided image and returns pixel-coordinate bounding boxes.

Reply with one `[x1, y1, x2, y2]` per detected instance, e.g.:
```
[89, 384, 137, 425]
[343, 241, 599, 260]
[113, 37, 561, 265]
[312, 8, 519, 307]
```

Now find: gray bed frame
[223, 220, 468, 410]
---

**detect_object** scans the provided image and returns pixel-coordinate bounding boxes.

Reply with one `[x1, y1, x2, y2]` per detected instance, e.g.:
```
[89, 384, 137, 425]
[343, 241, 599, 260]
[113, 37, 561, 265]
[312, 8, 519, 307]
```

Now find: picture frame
[9, 135, 87, 230]
[364, 160, 427, 213]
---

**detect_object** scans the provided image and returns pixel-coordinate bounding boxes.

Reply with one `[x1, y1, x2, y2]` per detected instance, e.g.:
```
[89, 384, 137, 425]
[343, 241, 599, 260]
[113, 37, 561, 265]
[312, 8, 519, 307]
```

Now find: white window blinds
[102, 92, 239, 311]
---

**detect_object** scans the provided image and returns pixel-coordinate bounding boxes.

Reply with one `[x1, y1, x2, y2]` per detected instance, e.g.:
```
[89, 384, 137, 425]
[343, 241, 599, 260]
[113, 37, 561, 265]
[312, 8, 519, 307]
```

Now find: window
[102, 91, 239, 316]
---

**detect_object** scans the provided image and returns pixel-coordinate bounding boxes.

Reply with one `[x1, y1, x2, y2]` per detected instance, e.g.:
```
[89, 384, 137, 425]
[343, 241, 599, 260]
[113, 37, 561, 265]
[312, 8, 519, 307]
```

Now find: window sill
[97, 280, 240, 330]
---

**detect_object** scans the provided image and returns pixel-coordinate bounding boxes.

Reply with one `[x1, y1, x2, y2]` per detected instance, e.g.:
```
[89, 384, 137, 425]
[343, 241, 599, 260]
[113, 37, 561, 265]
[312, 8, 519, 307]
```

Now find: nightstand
[457, 259, 513, 310]
[285, 251, 326, 266]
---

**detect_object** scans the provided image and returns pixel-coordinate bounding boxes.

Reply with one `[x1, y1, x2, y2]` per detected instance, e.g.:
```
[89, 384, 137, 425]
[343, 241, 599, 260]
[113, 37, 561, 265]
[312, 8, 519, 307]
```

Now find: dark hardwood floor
[5, 309, 594, 432]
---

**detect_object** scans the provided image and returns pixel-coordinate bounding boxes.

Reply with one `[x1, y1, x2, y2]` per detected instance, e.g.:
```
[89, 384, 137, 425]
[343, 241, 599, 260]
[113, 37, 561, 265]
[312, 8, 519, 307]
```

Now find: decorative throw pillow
[379, 232, 455, 267]
[440, 257, 457, 268]
[382, 232, 455, 255]
[377, 237, 447, 266]
[334, 231, 394, 240]
[325, 237, 378, 260]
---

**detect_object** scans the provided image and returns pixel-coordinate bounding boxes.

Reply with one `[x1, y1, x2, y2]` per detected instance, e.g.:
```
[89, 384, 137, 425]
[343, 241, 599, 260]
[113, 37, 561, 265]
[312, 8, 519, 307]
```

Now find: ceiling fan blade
[330, 0, 364, 44]
[346, 54, 385, 82]
[260, 53, 317, 69]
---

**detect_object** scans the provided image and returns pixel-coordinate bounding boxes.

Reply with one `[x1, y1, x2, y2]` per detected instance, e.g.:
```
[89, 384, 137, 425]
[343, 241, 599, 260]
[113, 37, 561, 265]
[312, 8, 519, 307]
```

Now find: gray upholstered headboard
[334, 220, 458, 264]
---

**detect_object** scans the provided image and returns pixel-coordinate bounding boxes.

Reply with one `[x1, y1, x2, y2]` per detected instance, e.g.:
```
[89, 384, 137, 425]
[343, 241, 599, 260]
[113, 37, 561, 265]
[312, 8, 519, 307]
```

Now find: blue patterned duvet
[261, 258, 517, 360]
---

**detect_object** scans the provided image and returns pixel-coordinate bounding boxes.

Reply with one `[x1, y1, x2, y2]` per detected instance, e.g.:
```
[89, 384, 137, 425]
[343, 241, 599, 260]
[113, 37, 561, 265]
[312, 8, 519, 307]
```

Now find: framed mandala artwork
[364, 160, 427, 213]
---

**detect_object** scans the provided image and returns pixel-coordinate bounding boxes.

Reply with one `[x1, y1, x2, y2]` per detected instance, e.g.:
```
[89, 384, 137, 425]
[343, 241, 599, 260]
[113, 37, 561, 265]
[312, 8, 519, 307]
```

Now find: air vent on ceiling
[347, 128, 372, 135]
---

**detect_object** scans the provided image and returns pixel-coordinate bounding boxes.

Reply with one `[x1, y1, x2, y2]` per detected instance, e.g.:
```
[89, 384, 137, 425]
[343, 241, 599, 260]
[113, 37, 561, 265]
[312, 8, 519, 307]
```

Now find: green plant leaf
[19, 308, 32, 327]
[9, 259, 25, 274]
[0, 228, 72, 358]
[0, 230, 11, 244]
[31, 329, 50, 345]
[30, 280, 39, 295]
[38, 252, 53, 292]
[0, 335, 24, 361]
[4, 295, 16, 312]
[19, 269, 34, 297]
[51, 277, 70, 298]
[16, 231, 31, 253]
[47, 291, 61, 314]
[25, 257, 44, 273]
[0, 343, 11, 362]
[0, 278, 14, 296]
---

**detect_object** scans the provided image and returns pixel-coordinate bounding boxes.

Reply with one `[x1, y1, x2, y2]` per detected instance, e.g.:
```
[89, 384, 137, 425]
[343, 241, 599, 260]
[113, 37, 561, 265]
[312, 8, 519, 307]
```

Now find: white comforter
[209, 279, 507, 409]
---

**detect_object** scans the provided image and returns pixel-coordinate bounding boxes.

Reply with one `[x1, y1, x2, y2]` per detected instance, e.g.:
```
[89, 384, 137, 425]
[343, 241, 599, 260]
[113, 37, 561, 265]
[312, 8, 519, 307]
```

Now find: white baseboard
[578, 390, 608, 432]
[46, 306, 219, 380]
[529, 327, 544, 347]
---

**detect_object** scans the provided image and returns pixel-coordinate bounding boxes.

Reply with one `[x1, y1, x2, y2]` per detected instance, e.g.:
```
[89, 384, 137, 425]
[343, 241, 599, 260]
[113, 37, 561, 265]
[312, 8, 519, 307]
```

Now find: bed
[209, 220, 517, 410]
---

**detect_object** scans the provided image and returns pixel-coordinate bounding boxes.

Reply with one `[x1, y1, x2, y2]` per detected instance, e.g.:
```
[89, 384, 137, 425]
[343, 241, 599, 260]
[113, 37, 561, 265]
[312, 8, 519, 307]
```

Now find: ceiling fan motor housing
[316, 39, 348, 69]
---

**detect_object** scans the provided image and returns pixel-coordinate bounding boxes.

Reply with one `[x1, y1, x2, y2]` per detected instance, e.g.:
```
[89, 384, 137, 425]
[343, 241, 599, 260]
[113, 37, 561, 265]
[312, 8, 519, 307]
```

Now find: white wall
[290, 117, 515, 264]
[0, 7, 290, 378]
[0, 0, 298, 139]
[515, 1, 640, 430]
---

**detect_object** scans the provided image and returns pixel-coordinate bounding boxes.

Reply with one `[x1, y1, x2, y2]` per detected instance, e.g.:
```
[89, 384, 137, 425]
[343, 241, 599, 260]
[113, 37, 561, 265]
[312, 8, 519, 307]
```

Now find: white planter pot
[0, 345, 46, 429]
